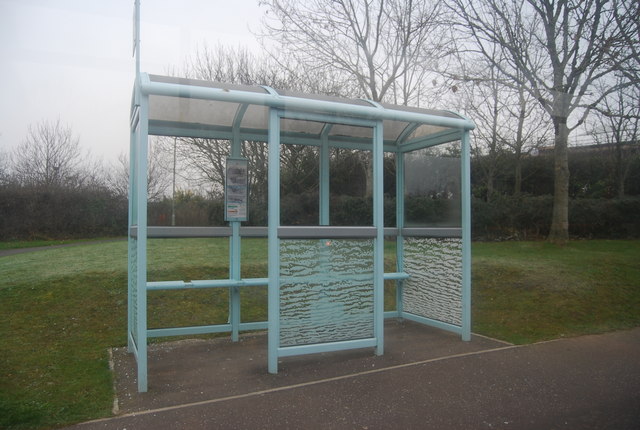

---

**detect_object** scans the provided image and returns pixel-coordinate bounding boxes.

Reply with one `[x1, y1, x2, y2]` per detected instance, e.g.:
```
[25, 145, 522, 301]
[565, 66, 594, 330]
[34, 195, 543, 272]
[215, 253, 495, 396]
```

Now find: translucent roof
[138, 74, 474, 150]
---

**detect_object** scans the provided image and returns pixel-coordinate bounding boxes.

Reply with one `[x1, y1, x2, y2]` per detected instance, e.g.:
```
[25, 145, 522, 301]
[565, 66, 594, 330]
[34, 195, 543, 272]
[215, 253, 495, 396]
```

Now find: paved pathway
[67, 323, 640, 430]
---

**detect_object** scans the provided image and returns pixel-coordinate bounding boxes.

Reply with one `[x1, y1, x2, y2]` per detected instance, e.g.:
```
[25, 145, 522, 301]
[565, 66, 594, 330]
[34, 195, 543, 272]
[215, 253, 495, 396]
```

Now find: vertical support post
[229, 131, 242, 342]
[136, 94, 149, 392]
[319, 134, 330, 226]
[127, 105, 137, 353]
[133, 0, 140, 77]
[373, 122, 384, 355]
[267, 108, 281, 373]
[395, 150, 405, 318]
[460, 131, 472, 341]
[230, 223, 241, 342]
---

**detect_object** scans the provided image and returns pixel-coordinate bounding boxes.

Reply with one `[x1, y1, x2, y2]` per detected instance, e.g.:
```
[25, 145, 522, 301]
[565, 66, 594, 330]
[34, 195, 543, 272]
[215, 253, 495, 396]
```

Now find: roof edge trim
[139, 73, 475, 131]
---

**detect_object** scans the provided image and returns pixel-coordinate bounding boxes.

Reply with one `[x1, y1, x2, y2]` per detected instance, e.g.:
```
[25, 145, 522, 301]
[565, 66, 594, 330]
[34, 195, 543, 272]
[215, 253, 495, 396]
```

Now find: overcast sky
[0, 0, 264, 163]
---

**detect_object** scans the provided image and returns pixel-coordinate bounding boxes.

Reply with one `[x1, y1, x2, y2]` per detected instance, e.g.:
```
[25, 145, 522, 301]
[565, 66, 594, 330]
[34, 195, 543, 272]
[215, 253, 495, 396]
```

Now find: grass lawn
[1, 238, 639, 429]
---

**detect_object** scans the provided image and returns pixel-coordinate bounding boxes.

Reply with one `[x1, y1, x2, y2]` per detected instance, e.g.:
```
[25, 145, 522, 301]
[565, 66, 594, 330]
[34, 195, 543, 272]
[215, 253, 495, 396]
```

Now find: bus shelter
[128, 73, 475, 392]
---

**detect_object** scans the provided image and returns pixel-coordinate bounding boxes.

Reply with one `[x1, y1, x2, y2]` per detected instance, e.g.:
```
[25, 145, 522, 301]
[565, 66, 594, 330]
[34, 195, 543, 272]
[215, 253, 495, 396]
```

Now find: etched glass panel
[402, 237, 462, 326]
[279, 239, 374, 347]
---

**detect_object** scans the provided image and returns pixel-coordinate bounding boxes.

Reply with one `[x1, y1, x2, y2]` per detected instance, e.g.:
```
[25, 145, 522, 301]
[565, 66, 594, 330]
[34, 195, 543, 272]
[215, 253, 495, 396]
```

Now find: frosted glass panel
[279, 239, 374, 347]
[402, 237, 462, 326]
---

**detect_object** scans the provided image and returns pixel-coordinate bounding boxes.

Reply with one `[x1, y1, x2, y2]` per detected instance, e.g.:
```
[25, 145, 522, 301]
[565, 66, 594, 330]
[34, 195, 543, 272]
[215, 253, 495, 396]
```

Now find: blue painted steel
[146, 122, 404, 153]
[230, 223, 241, 342]
[146, 274, 407, 291]
[267, 108, 281, 374]
[373, 121, 384, 356]
[147, 321, 269, 338]
[461, 131, 472, 341]
[229, 129, 242, 342]
[383, 272, 410, 280]
[320, 132, 330, 225]
[129, 58, 475, 390]
[146, 278, 269, 290]
[127, 107, 136, 353]
[278, 338, 377, 357]
[135, 93, 149, 392]
[139, 75, 476, 132]
[396, 151, 405, 318]
[133, 0, 140, 76]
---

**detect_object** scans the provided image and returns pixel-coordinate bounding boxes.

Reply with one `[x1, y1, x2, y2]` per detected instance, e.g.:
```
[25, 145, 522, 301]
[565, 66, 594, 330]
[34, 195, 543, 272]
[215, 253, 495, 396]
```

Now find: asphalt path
[67, 326, 640, 430]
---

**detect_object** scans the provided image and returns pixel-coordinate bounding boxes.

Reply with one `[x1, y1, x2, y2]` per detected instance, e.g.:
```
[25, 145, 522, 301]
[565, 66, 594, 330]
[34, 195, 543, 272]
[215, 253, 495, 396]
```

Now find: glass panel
[404, 143, 461, 227]
[129, 238, 138, 343]
[402, 237, 462, 326]
[407, 124, 450, 141]
[280, 144, 319, 226]
[149, 95, 239, 127]
[279, 238, 374, 347]
[329, 148, 373, 226]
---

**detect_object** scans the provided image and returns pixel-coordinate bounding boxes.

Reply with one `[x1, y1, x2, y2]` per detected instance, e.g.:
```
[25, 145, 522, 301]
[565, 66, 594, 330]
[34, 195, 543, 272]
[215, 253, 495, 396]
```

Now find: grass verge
[0, 238, 122, 252]
[472, 240, 640, 343]
[0, 239, 639, 428]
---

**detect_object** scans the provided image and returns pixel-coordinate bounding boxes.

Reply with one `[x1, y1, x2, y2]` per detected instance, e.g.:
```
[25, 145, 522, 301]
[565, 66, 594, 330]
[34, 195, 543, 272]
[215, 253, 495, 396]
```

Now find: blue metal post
[230, 223, 241, 342]
[133, 0, 140, 77]
[461, 131, 472, 341]
[373, 122, 384, 355]
[136, 93, 149, 392]
[395, 151, 405, 318]
[319, 133, 330, 226]
[127, 109, 136, 353]
[267, 108, 281, 373]
[229, 130, 242, 342]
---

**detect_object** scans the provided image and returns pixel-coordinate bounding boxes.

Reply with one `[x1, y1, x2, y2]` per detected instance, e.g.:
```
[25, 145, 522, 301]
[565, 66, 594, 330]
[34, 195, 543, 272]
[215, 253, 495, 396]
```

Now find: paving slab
[68, 324, 640, 430]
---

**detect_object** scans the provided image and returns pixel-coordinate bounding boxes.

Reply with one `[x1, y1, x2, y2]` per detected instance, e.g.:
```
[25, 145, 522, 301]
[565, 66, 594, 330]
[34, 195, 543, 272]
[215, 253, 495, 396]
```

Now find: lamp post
[171, 137, 176, 226]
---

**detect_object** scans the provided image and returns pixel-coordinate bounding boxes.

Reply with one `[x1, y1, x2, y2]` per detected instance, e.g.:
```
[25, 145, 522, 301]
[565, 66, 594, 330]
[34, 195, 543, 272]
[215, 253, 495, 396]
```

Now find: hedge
[1, 186, 638, 241]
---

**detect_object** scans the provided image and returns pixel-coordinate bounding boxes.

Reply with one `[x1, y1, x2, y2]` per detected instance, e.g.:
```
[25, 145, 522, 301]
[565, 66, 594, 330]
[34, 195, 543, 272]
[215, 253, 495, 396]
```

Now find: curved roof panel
[140, 74, 474, 149]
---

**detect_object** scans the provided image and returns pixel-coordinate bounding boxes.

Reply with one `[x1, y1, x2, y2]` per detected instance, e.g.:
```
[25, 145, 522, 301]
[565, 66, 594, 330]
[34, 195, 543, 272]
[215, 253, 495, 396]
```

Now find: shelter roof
[135, 73, 474, 151]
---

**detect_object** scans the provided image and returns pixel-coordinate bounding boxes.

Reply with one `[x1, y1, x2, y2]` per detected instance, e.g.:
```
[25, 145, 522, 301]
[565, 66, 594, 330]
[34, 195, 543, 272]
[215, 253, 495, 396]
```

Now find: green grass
[1, 239, 639, 429]
[0, 237, 121, 251]
[472, 240, 640, 344]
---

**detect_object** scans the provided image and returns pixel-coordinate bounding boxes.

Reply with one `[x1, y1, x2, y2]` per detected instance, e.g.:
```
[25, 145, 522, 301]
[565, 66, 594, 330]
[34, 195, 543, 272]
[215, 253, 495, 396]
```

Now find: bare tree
[11, 119, 84, 188]
[613, 0, 640, 85]
[590, 80, 640, 198]
[110, 138, 172, 201]
[449, 0, 638, 243]
[502, 73, 552, 195]
[462, 63, 507, 199]
[259, 0, 452, 105]
[0, 151, 11, 187]
[176, 44, 349, 203]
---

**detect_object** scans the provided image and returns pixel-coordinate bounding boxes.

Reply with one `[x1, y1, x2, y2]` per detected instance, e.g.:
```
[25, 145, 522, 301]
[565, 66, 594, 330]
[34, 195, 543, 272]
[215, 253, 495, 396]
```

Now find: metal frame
[128, 63, 474, 391]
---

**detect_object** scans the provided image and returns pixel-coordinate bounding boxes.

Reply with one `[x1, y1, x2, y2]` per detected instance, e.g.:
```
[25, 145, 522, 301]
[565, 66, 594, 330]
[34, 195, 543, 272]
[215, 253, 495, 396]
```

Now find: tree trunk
[514, 153, 522, 195]
[486, 163, 495, 200]
[615, 143, 626, 199]
[548, 118, 570, 244]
